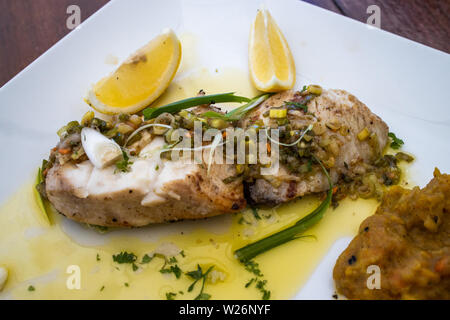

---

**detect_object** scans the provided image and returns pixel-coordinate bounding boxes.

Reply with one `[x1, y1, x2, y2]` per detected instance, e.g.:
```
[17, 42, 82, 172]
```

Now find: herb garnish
[202, 94, 270, 122]
[285, 101, 308, 112]
[143, 93, 251, 120]
[243, 260, 271, 300]
[35, 166, 50, 224]
[166, 292, 177, 300]
[160, 264, 182, 279]
[140, 254, 153, 264]
[245, 278, 256, 288]
[115, 150, 133, 173]
[388, 132, 404, 149]
[158, 254, 182, 278]
[256, 280, 271, 300]
[251, 206, 261, 220]
[28, 285, 35, 292]
[244, 260, 263, 277]
[186, 264, 214, 300]
[113, 251, 137, 264]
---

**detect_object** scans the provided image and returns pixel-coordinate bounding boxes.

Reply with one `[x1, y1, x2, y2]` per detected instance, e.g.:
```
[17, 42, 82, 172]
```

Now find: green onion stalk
[143, 93, 251, 120]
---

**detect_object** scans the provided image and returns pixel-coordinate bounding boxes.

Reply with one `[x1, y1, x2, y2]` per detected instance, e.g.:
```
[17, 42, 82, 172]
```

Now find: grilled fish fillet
[241, 89, 389, 204]
[46, 138, 245, 227]
[46, 89, 389, 226]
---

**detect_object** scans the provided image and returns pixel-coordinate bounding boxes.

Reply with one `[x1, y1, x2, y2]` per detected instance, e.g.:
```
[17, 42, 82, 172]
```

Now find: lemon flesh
[88, 29, 181, 115]
[249, 9, 295, 92]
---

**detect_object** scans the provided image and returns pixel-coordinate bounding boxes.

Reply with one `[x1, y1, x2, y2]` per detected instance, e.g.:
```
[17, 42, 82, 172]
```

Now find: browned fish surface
[46, 142, 245, 227]
[241, 89, 389, 204]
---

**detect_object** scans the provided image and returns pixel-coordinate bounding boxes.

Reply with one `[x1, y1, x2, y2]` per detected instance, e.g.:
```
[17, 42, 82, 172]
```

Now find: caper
[81, 111, 95, 126]
[119, 113, 130, 122]
[117, 123, 134, 134]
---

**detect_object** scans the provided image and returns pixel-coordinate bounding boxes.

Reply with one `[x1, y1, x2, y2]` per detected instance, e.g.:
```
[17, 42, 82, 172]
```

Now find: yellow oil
[0, 33, 401, 300]
[0, 178, 379, 300]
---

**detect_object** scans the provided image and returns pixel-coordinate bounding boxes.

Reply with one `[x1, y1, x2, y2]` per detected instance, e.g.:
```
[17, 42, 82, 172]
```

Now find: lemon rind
[86, 29, 182, 115]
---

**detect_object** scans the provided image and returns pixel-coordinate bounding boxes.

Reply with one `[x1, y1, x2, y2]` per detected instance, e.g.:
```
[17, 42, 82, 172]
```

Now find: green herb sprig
[388, 132, 404, 149]
[143, 93, 251, 120]
[202, 94, 270, 121]
[112, 251, 139, 271]
[186, 264, 214, 300]
[166, 292, 177, 300]
[115, 150, 133, 173]
[158, 255, 182, 278]
[112, 251, 137, 264]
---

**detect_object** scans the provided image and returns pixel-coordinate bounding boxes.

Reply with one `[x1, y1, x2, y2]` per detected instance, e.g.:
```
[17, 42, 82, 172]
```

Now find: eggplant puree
[333, 168, 450, 299]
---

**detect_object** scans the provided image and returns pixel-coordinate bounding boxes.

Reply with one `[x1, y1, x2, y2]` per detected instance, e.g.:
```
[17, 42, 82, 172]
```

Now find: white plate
[0, 0, 449, 299]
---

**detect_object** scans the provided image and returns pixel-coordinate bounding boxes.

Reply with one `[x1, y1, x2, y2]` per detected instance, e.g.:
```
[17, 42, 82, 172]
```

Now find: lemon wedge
[249, 9, 295, 92]
[87, 29, 182, 115]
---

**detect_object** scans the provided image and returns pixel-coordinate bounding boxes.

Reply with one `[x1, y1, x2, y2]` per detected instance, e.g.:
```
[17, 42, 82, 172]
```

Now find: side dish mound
[334, 169, 450, 300]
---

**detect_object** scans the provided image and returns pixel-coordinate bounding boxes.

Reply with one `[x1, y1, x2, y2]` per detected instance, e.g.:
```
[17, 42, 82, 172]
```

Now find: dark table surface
[1, 0, 449, 87]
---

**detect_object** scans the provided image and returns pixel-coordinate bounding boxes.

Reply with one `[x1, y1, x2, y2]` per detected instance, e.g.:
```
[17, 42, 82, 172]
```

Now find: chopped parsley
[140, 254, 153, 264]
[160, 264, 182, 279]
[96, 253, 101, 261]
[256, 280, 271, 300]
[245, 278, 256, 288]
[28, 285, 35, 292]
[112, 251, 137, 264]
[124, 283, 129, 287]
[169, 257, 178, 264]
[100, 286, 105, 292]
[186, 264, 214, 300]
[166, 292, 177, 300]
[243, 260, 271, 300]
[115, 150, 133, 173]
[251, 206, 261, 220]
[158, 254, 182, 278]
[388, 132, 404, 149]
[244, 260, 263, 277]
[132, 263, 139, 272]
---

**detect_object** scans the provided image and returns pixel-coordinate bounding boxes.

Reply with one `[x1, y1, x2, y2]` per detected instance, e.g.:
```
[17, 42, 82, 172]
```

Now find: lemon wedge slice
[249, 9, 295, 92]
[87, 29, 182, 115]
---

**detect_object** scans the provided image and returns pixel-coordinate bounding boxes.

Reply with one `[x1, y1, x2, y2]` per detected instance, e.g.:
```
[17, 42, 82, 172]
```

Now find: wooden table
[1, 0, 449, 87]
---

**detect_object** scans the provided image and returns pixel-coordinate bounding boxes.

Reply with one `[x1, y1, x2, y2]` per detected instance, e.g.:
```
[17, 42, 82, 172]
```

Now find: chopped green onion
[143, 93, 251, 120]
[225, 94, 270, 120]
[357, 127, 370, 141]
[388, 132, 404, 149]
[234, 156, 332, 262]
[269, 109, 287, 119]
